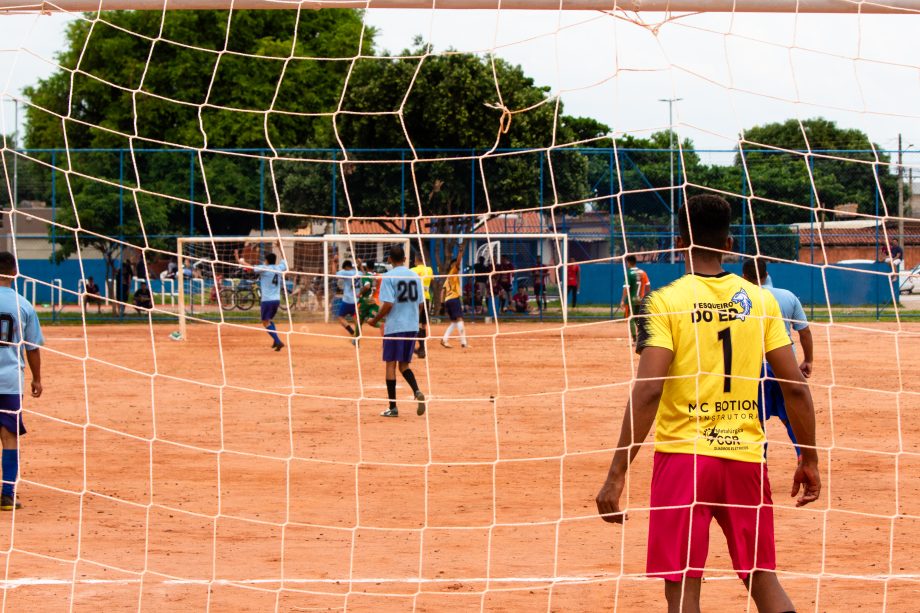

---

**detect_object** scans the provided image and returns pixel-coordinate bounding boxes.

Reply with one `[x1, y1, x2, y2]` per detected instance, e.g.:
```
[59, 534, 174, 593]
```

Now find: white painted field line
[4, 574, 918, 589]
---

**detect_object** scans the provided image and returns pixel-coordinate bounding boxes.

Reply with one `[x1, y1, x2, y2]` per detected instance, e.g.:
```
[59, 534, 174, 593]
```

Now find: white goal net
[1, 1, 919, 611]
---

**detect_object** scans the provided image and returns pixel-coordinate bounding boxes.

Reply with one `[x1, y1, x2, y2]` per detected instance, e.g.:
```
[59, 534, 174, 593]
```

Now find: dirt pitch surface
[2, 319, 920, 612]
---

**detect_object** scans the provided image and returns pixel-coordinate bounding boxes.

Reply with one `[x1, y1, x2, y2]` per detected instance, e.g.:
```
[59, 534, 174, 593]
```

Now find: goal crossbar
[2, 0, 919, 13]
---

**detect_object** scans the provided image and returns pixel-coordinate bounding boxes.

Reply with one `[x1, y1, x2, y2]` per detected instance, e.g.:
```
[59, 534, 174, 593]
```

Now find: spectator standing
[532, 265, 548, 311]
[473, 256, 489, 314]
[567, 261, 580, 308]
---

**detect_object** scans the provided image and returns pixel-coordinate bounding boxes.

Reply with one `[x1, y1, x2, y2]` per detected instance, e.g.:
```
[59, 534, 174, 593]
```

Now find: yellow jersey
[637, 272, 790, 463]
[443, 273, 461, 301]
[411, 264, 434, 300]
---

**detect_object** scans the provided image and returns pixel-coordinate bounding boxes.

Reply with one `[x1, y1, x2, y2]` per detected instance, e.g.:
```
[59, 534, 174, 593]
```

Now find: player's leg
[664, 578, 702, 613]
[629, 300, 640, 341]
[261, 301, 283, 351]
[648, 453, 710, 610]
[441, 300, 456, 349]
[714, 460, 792, 611]
[744, 571, 795, 613]
[338, 301, 356, 337]
[456, 316, 468, 348]
[0, 395, 24, 511]
[381, 359, 399, 417]
[416, 304, 428, 358]
[398, 350, 426, 417]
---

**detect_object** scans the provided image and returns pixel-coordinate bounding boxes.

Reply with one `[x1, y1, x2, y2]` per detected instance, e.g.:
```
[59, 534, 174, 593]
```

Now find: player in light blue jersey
[236, 246, 288, 352]
[335, 259, 360, 341]
[743, 259, 814, 458]
[368, 246, 426, 418]
[0, 252, 43, 511]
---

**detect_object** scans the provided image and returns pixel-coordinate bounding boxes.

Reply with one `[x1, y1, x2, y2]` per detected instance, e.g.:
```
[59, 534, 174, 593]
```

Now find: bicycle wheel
[236, 289, 256, 311]
[218, 288, 236, 311]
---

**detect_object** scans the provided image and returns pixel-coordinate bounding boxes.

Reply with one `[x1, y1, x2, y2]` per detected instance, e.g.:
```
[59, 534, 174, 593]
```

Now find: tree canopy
[12, 9, 900, 268]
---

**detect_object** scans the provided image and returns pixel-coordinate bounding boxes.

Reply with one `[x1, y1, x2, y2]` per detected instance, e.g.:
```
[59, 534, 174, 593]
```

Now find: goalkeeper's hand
[596, 474, 626, 524]
[31, 380, 42, 398]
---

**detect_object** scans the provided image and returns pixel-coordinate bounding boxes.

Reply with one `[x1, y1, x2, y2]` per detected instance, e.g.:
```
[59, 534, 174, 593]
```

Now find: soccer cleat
[380, 408, 398, 417]
[415, 389, 426, 416]
[168, 331, 182, 342]
[461, 342, 469, 349]
[351, 338, 359, 347]
[416, 346, 426, 359]
[440, 340, 453, 349]
[1, 495, 21, 511]
[272, 341, 285, 352]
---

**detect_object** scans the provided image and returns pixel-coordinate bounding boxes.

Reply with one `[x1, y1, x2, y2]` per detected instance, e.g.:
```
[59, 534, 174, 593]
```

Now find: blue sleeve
[790, 296, 808, 331]
[22, 305, 44, 348]
[278, 261, 288, 273]
[379, 276, 395, 304]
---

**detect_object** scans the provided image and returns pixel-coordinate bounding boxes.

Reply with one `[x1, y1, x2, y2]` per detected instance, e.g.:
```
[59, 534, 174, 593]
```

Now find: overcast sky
[1, 7, 919, 167]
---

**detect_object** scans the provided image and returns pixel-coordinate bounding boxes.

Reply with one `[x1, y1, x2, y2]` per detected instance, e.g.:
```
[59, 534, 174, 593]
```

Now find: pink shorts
[647, 452, 775, 582]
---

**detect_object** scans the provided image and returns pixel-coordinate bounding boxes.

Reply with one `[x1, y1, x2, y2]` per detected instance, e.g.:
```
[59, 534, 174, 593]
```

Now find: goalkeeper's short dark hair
[678, 194, 732, 251]
[0, 252, 16, 277]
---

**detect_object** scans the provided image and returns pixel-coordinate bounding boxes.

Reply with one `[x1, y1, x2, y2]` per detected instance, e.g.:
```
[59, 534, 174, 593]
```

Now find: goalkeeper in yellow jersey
[596, 195, 820, 612]
[410, 253, 433, 359]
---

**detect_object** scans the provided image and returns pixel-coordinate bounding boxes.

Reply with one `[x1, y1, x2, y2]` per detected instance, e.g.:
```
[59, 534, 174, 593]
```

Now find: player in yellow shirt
[596, 195, 821, 612]
[440, 256, 468, 348]
[410, 253, 434, 359]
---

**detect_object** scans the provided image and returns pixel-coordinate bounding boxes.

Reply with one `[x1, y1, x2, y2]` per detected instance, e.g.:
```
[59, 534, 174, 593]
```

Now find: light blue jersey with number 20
[0, 286, 44, 395]
[378, 266, 422, 335]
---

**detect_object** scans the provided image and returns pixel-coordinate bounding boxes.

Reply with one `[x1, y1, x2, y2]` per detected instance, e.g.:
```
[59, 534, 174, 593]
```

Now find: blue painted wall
[577, 261, 895, 306]
[16, 257, 894, 307]
[17, 259, 108, 303]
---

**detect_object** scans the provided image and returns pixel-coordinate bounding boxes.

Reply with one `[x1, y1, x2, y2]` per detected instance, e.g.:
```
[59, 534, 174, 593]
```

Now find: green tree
[737, 118, 897, 224]
[23, 9, 372, 257]
[275, 40, 593, 294]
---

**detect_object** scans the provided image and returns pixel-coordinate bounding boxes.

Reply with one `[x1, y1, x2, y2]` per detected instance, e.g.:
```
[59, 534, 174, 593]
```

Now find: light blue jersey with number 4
[378, 266, 422, 335]
[0, 286, 44, 395]
[256, 262, 287, 302]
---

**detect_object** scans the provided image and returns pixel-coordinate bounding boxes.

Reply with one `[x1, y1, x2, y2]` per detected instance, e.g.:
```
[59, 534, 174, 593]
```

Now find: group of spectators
[461, 256, 586, 315]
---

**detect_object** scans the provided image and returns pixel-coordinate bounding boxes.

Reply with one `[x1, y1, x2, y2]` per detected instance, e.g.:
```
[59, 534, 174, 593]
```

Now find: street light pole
[13, 98, 18, 212]
[659, 97, 682, 263]
[898, 133, 903, 248]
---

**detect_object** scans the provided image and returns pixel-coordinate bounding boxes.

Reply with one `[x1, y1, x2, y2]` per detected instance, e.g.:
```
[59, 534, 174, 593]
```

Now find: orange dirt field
[1, 318, 919, 612]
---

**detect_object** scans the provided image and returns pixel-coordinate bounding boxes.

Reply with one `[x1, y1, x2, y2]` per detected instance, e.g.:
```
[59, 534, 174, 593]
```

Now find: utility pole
[659, 98, 682, 263]
[13, 99, 17, 209]
[898, 133, 904, 246]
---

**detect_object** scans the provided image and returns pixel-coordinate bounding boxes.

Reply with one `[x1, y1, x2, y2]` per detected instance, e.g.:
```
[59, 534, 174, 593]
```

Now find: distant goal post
[175, 231, 569, 338]
[3, 0, 920, 12]
[176, 234, 413, 338]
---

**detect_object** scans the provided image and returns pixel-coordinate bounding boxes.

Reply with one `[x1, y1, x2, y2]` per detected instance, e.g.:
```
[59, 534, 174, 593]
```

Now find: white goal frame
[324, 231, 570, 318]
[177, 232, 568, 337]
[2, 0, 919, 13]
[176, 234, 413, 337]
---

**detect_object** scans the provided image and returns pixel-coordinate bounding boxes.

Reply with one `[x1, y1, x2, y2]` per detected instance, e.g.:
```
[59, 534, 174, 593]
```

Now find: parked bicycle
[218, 278, 259, 311]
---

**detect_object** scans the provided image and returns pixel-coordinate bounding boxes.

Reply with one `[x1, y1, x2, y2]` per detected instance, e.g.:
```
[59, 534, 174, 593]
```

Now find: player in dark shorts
[440, 257, 468, 348]
[0, 252, 44, 511]
[368, 246, 426, 418]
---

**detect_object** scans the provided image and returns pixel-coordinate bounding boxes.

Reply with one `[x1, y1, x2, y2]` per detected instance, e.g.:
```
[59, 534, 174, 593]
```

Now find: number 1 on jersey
[717, 328, 732, 392]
